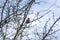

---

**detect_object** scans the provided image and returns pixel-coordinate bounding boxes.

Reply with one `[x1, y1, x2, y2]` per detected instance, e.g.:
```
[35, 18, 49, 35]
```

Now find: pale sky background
[0, 0, 60, 40]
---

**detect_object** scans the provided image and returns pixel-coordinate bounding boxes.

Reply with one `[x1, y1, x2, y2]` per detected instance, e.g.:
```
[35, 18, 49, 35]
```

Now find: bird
[26, 18, 30, 24]
[4, 20, 8, 24]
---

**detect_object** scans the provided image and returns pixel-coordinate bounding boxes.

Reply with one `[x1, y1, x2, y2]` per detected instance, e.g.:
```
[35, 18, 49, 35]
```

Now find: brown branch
[49, 29, 60, 35]
[42, 17, 60, 40]
[0, 0, 8, 28]
[30, 10, 51, 23]
[13, 0, 35, 40]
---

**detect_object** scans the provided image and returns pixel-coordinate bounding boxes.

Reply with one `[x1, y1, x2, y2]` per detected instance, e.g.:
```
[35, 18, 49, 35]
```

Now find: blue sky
[28, 0, 60, 40]
[0, 0, 60, 40]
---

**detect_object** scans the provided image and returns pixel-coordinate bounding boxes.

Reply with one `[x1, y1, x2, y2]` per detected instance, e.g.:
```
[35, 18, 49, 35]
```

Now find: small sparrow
[26, 18, 30, 24]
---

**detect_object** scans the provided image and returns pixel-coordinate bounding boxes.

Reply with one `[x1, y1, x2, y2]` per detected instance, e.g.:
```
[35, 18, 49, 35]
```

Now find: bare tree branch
[42, 17, 60, 40]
